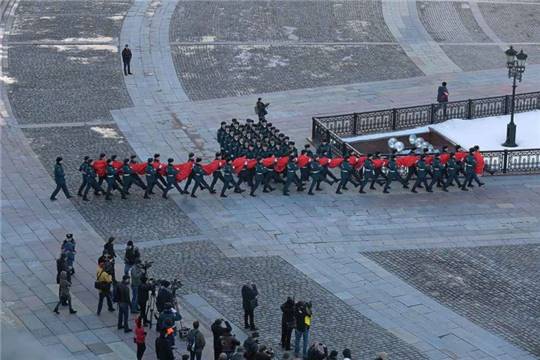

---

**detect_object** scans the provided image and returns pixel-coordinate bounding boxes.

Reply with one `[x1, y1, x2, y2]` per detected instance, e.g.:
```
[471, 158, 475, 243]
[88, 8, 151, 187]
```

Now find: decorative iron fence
[311, 90, 540, 175]
[314, 91, 540, 137]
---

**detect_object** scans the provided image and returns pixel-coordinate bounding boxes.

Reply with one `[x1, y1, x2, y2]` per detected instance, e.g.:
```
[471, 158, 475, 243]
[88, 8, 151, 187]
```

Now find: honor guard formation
[50, 111, 486, 202]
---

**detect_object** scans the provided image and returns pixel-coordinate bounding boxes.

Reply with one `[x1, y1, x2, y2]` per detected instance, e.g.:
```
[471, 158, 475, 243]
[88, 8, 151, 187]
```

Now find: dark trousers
[54, 296, 73, 312]
[445, 171, 462, 187]
[467, 172, 483, 186]
[191, 178, 209, 196]
[359, 172, 377, 192]
[106, 179, 126, 199]
[77, 175, 87, 196]
[122, 176, 132, 194]
[412, 176, 429, 191]
[250, 175, 270, 195]
[384, 173, 407, 191]
[162, 179, 183, 198]
[97, 292, 113, 314]
[190, 351, 202, 360]
[221, 177, 239, 196]
[136, 343, 146, 360]
[118, 302, 130, 329]
[210, 171, 224, 190]
[244, 308, 255, 329]
[336, 174, 359, 192]
[283, 175, 302, 194]
[139, 300, 148, 324]
[123, 59, 131, 75]
[51, 182, 71, 200]
[429, 173, 446, 190]
[130, 174, 147, 190]
[281, 322, 293, 350]
[144, 177, 165, 197]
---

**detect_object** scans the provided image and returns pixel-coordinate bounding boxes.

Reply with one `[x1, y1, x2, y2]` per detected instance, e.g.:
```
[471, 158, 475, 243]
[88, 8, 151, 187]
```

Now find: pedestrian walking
[61, 233, 76, 275]
[115, 275, 132, 332]
[56, 252, 71, 285]
[50, 156, 72, 201]
[241, 283, 258, 330]
[280, 297, 295, 351]
[134, 316, 147, 360]
[187, 320, 206, 360]
[122, 44, 132, 75]
[53, 271, 77, 314]
[96, 258, 115, 315]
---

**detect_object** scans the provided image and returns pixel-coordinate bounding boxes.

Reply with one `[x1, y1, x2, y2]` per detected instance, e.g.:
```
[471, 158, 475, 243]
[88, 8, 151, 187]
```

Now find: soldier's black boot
[336, 184, 342, 194]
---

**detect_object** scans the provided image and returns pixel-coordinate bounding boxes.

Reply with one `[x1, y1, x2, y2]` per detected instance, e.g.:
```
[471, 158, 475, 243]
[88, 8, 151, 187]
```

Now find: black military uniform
[77, 156, 89, 196]
[143, 159, 164, 198]
[428, 155, 447, 192]
[283, 158, 303, 196]
[162, 159, 183, 199]
[411, 156, 432, 193]
[50, 157, 72, 201]
[383, 157, 408, 193]
[336, 158, 359, 194]
[190, 158, 210, 198]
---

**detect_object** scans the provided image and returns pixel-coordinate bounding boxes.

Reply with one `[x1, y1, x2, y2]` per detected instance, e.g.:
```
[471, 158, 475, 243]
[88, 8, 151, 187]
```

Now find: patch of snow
[61, 36, 113, 43]
[39, 44, 117, 52]
[431, 111, 540, 150]
[39, 16, 55, 20]
[283, 26, 299, 41]
[344, 127, 430, 142]
[91, 127, 122, 139]
[108, 15, 124, 21]
[201, 35, 215, 43]
[0, 75, 16, 84]
[343, 111, 540, 150]
[266, 55, 288, 68]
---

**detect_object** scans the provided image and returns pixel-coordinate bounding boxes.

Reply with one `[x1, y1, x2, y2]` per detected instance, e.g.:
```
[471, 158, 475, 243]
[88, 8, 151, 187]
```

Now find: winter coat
[241, 284, 258, 311]
[58, 271, 71, 300]
[281, 298, 295, 327]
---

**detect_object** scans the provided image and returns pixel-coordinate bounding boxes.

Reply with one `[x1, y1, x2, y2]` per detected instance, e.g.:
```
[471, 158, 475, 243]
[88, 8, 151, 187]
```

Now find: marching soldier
[121, 159, 134, 195]
[411, 155, 432, 193]
[190, 158, 210, 198]
[320, 159, 339, 184]
[307, 156, 332, 195]
[82, 158, 103, 201]
[105, 159, 126, 200]
[444, 153, 462, 189]
[428, 154, 447, 192]
[50, 157, 72, 201]
[359, 154, 377, 194]
[162, 158, 183, 199]
[95, 153, 107, 191]
[220, 159, 242, 197]
[143, 158, 164, 199]
[128, 155, 147, 190]
[209, 153, 225, 194]
[463, 149, 484, 190]
[77, 156, 89, 197]
[336, 156, 359, 194]
[250, 158, 273, 197]
[283, 156, 304, 196]
[382, 155, 408, 193]
[316, 140, 332, 158]
[182, 153, 196, 194]
[153, 154, 167, 187]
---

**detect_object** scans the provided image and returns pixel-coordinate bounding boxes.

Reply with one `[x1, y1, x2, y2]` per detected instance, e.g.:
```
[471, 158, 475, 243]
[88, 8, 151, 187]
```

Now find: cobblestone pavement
[3, 0, 540, 359]
[364, 244, 540, 357]
[143, 241, 427, 360]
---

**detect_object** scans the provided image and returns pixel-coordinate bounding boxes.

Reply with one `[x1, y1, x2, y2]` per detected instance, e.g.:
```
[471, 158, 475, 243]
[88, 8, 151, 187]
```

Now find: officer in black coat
[50, 157, 72, 201]
[241, 283, 258, 330]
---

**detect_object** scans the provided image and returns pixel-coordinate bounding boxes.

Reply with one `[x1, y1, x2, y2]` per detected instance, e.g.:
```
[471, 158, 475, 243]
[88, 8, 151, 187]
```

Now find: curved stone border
[382, 0, 461, 75]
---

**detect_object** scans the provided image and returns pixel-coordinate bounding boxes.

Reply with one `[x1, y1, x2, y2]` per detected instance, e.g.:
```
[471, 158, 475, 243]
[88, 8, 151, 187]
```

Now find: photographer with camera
[156, 280, 174, 313]
[293, 301, 312, 359]
[220, 327, 240, 358]
[211, 318, 232, 360]
[124, 240, 141, 276]
[241, 283, 258, 331]
[138, 275, 153, 326]
[130, 259, 143, 313]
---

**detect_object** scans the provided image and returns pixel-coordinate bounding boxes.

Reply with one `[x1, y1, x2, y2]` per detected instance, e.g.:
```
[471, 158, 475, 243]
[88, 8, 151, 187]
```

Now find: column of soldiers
[50, 119, 485, 202]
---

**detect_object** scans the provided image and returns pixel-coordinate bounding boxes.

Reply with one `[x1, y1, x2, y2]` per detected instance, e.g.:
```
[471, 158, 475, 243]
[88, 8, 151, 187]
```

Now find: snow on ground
[344, 111, 540, 150]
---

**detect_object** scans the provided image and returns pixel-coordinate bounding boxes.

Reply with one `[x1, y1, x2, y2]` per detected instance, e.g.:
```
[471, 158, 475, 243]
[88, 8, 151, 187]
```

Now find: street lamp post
[502, 46, 527, 148]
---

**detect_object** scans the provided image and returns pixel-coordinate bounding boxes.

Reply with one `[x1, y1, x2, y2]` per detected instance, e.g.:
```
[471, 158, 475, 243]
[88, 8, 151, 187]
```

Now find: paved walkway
[2, 0, 540, 359]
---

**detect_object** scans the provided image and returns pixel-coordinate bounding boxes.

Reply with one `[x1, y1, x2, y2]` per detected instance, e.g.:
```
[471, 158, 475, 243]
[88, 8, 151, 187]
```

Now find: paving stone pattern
[170, 1, 394, 43]
[143, 241, 427, 360]
[441, 44, 507, 71]
[7, 44, 130, 125]
[417, 1, 491, 43]
[22, 125, 200, 242]
[479, 3, 540, 43]
[364, 244, 540, 357]
[172, 44, 422, 100]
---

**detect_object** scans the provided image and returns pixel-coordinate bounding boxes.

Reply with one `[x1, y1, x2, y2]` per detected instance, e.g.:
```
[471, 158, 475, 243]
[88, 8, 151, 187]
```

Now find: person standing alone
[122, 44, 132, 75]
[437, 81, 449, 118]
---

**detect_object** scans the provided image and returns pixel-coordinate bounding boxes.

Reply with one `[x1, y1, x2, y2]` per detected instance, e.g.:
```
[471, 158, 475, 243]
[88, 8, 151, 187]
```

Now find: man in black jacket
[138, 276, 152, 326]
[211, 319, 232, 360]
[280, 297, 295, 351]
[155, 329, 174, 360]
[122, 44, 132, 75]
[241, 283, 258, 330]
[116, 275, 132, 332]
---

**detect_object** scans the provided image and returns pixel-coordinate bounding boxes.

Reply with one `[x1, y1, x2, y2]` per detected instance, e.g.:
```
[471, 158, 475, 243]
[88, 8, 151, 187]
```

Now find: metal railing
[311, 91, 540, 175]
[313, 91, 540, 137]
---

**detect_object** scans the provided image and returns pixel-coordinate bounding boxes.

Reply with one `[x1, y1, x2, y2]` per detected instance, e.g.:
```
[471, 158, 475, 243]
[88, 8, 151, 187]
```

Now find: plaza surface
[1, 0, 540, 359]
